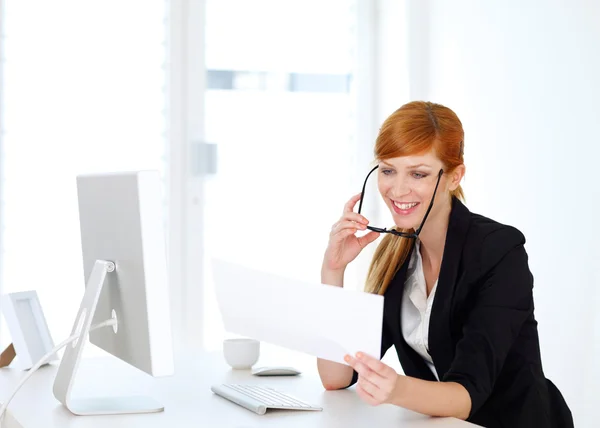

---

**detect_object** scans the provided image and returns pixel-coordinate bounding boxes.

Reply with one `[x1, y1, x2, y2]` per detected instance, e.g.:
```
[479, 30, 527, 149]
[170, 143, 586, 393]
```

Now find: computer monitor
[52, 170, 174, 416]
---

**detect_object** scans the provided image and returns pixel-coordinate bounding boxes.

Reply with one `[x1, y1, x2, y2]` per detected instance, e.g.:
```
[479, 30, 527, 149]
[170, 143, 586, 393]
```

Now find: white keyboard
[211, 383, 322, 415]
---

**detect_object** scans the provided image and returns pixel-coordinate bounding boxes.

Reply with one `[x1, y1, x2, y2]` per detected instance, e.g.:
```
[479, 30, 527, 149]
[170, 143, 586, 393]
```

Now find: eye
[412, 172, 428, 179]
[381, 169, 395, 176]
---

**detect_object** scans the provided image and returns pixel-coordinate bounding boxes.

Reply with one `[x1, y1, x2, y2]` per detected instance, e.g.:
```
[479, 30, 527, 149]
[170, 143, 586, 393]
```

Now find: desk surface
[0, 348, 478, 428]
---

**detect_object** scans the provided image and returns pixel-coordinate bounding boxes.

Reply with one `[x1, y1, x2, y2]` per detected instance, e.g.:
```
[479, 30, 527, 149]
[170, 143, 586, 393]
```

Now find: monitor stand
[52, 260, 164, 415]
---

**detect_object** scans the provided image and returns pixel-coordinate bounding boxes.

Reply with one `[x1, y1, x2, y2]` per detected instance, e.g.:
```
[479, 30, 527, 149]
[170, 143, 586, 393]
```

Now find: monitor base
[67, 396, 164, 416]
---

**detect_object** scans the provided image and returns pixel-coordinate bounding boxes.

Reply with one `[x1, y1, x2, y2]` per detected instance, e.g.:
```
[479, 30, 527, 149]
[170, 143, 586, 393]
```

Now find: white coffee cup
[223, 338, 260, 369]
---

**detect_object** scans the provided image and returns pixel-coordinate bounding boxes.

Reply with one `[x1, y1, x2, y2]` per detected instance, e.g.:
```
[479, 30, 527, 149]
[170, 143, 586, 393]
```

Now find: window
[200, 0, 362, 350]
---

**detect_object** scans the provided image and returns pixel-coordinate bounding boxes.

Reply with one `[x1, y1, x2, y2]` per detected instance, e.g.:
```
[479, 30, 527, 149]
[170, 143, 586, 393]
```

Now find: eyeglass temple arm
[415, 169, 444, 234]
[357, 165, 379, 214]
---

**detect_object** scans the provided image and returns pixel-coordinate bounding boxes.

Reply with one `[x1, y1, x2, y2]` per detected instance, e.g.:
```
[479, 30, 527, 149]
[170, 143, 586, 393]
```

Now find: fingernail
[356, 352, 363, 359]
[344, 355, 351, 363]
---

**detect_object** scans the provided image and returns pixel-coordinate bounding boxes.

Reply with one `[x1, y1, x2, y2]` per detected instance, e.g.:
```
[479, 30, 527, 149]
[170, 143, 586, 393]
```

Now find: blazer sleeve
[442, 228, 533, 416]
[345, 318, 394, 388]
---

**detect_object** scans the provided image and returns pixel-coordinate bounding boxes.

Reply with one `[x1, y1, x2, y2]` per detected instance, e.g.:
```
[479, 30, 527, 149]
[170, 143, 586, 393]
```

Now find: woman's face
[377, 150, 460, 230]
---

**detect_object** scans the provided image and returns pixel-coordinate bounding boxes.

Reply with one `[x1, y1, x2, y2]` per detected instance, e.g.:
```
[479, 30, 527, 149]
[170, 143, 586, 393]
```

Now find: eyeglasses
[357, 166, 444, 239]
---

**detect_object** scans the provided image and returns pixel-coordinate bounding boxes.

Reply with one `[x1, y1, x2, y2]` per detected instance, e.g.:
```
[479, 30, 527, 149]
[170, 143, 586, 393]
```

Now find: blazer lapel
[428, 197, 471, 378]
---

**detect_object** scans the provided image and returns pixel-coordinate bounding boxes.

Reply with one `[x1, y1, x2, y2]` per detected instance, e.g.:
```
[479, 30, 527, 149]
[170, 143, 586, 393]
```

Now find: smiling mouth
[392, 201, 419, 210]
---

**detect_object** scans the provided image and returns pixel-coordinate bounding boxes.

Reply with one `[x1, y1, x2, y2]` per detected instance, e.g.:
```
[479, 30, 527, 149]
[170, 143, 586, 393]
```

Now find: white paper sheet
[212, 258, 383, 365]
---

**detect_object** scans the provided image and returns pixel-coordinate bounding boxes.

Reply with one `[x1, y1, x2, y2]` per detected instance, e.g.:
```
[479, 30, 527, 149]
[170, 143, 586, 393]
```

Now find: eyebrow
[407, 163, 433, 169]
[380, 161, 432, 169]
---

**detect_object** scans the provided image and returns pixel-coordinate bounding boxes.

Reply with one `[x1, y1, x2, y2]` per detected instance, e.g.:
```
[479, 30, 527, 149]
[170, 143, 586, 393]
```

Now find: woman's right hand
[322, 193, 381, 273]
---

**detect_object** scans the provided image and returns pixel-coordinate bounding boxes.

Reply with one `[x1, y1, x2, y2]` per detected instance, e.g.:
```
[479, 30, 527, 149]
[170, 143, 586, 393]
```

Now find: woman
[317, 101, 573, 427]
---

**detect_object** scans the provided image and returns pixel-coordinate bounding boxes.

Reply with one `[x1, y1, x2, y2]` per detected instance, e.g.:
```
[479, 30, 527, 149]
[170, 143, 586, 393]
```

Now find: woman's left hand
[344, 352, 400, 406]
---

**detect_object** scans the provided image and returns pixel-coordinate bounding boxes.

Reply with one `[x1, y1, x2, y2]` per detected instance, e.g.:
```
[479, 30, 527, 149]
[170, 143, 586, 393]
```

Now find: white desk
[0, 348, 479, 427]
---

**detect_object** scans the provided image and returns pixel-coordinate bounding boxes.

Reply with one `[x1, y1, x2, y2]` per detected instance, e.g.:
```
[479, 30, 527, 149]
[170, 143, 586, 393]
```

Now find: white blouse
[401, 239, 440, 380]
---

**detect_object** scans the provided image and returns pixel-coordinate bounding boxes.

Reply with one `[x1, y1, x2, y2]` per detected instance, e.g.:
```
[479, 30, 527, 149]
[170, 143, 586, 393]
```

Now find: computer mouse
[251, 366, 302, 376]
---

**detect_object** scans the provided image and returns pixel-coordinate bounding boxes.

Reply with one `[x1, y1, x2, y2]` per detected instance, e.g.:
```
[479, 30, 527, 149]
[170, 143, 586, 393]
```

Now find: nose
[389, 176, 411, 199]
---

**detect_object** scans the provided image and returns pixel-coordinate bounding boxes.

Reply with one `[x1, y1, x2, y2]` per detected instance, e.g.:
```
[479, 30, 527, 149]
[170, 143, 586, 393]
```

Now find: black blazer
[348, 197, 573, 428]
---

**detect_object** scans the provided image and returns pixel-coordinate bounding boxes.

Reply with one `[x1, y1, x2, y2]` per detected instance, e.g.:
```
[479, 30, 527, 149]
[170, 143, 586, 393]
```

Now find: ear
[448, 164, 466, 191]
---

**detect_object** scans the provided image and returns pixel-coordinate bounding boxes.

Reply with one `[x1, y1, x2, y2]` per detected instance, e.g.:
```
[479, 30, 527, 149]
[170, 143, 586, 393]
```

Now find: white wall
[406, 1, 600, 426]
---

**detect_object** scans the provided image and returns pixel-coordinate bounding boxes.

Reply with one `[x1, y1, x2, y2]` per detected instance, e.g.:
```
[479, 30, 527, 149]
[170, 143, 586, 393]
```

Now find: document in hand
[212, 258, 383, 365]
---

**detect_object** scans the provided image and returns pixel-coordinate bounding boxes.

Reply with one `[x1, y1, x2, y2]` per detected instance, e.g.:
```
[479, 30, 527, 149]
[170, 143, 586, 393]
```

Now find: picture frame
[0, 290, 57, 370]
